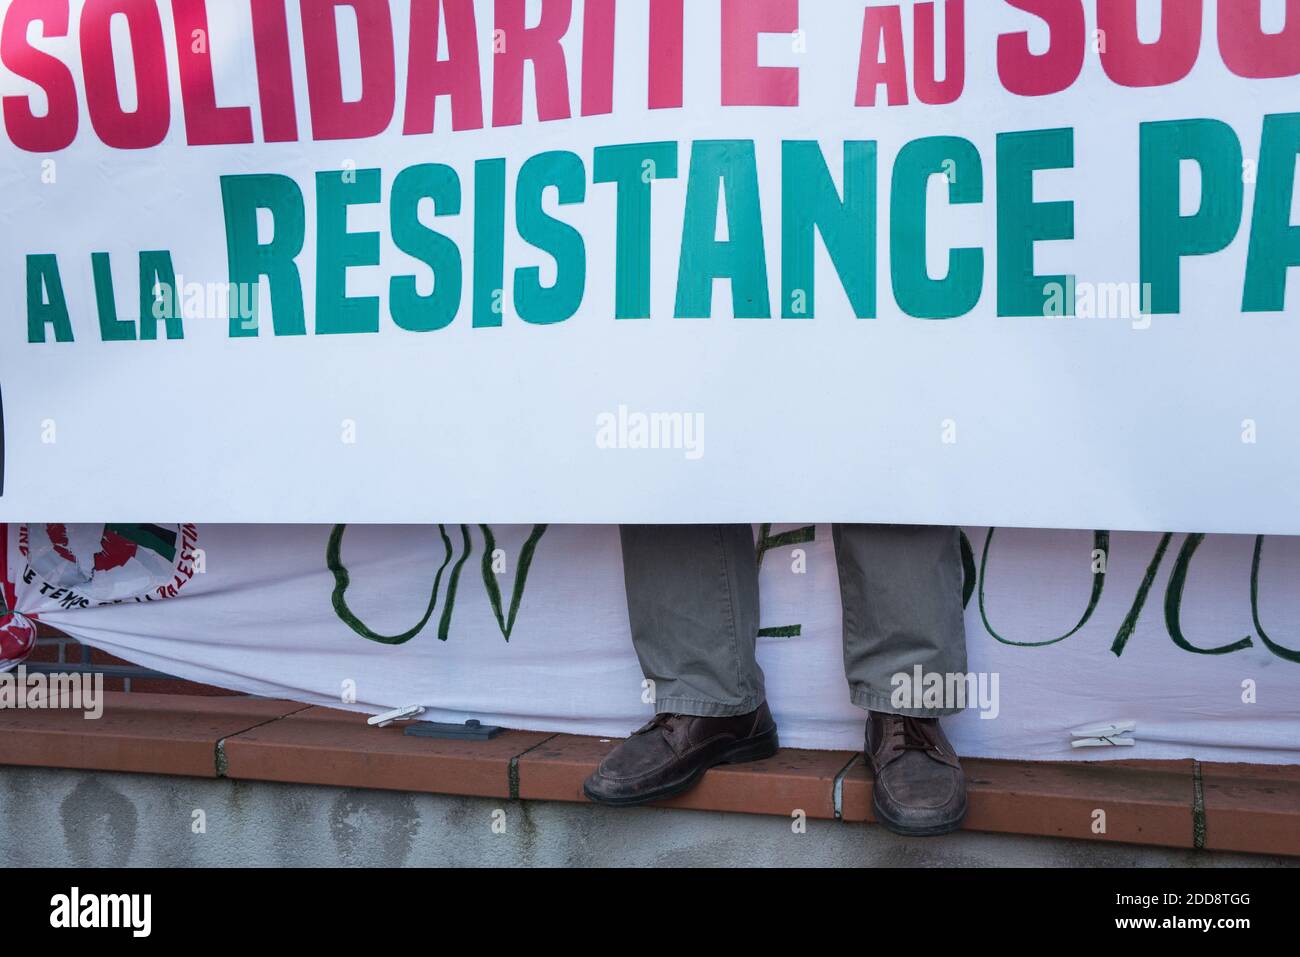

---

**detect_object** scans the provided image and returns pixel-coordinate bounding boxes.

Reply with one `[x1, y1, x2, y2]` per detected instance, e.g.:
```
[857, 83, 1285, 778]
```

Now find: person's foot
[865, 711, 967, 836]
[583, 702, 779, 807]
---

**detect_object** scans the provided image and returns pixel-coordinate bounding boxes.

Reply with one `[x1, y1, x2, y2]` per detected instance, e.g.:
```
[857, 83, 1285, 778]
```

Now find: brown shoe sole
[871, 791, 968, 837]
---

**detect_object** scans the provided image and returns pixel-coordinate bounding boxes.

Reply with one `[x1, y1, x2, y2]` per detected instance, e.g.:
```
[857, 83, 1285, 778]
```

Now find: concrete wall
[1, 767, 1293, 868]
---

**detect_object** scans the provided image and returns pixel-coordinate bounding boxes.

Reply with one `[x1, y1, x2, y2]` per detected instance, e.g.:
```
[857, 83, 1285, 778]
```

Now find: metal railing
[23, 625, 175, 688]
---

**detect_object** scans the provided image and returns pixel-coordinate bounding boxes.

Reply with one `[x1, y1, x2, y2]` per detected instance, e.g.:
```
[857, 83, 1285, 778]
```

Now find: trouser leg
[833, 524, 968, 717]
[618, 524, 764, 717]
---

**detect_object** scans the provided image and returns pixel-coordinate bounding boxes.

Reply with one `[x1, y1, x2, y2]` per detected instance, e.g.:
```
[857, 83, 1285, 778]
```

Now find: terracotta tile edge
[1, 695, 1295, 857]
[1193, 760, 1207, 850]
[830, 753, 861, 821]
[214, 703, 315, 777]
[508, 733, 560, 800]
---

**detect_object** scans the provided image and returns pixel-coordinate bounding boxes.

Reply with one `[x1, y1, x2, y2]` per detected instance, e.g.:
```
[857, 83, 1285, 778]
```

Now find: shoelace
[889, 715, 937, 753]
[636, 713, 682, 735]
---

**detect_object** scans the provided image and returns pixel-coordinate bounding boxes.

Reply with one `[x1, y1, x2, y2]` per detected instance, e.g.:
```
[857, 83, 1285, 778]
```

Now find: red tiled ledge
[0, 693, 1295, 857]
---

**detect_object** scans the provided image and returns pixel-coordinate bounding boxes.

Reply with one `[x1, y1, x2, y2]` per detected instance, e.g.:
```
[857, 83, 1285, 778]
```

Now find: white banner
[4, 522, 1299, 764]
[2, 2, 1299, 529]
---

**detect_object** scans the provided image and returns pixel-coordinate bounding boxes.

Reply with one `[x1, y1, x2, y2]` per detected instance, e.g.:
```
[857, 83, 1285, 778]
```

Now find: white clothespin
[1070, 719, 1137, 748]
[368, 704, 426, 728]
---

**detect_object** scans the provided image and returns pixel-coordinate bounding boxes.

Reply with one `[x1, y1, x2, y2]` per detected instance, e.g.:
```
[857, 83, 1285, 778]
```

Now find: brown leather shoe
[583, 703, 779, 807]
[866, 711, 967, 836]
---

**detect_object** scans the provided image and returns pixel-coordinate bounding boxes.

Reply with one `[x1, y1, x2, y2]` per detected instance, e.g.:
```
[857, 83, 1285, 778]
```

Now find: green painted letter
[139, 250, 183, 340]
[891, 137, 983, 320]
[391, 164, 463, 332]
[592, 142, 679, 319]
[26, 255, 73, 343]
[220, 173, 306, 337]
[782, 140, 877, 319]
[316, 168, 382, 335]
[997, 128, 1075, 317]
[473, 158, 507, 327]
[1140, 119, 1243, 315]
[1243, 112, 1300, 313]
[92, 252, 134, 341]
[514, 151, 587, 325]
[675, 141, 771, 319]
